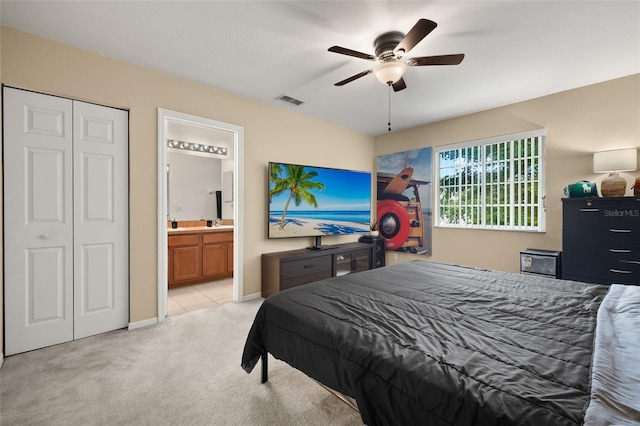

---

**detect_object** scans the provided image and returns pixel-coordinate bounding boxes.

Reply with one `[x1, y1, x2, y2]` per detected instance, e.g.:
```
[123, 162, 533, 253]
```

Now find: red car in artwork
[376, 157, 427, 253]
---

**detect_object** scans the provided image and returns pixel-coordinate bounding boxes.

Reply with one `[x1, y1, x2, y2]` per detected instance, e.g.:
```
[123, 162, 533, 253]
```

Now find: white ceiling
[2, 1, 639, 136]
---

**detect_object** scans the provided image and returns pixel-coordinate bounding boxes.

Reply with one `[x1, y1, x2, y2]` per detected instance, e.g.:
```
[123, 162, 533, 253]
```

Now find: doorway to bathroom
[157, 109, 243, 322]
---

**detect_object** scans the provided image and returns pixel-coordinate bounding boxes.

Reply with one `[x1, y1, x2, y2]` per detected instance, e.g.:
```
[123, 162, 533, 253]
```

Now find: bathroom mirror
[167, 151, 233, 221]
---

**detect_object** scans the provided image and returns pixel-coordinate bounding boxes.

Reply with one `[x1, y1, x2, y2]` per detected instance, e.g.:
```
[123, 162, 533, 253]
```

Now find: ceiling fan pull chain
[388, 83, 392, 132]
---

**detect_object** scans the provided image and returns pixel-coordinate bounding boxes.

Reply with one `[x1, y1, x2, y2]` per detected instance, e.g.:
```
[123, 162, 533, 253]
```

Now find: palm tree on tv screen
[270, 164, 324, 230]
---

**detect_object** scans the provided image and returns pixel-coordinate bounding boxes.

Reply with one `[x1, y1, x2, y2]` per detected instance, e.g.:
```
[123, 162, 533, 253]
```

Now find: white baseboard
[128, 317, 158, 330]
[127, 296, 261, 330]
[241, 292, 263, 302]
[0, 353, 4, 369]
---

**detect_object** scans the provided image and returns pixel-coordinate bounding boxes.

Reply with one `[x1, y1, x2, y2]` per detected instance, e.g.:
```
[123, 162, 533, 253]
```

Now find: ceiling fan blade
[408, 54, 465, 66]
[334, 70, 373, 86]
[392, 78, 407, 92]
[394, 19, 437, 56]
[328, 46, 376, 61]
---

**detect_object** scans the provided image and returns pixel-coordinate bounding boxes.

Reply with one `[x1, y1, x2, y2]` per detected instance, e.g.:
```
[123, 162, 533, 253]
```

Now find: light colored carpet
[0, 299, 364, 426]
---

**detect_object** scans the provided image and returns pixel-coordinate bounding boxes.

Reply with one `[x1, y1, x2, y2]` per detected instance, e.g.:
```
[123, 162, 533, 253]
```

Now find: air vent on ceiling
[276, 94, 305, 106]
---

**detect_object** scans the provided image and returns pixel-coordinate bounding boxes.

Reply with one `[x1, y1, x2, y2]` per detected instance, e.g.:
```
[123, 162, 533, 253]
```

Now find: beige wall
[0, 27, 374, 354]
[0, 26, 3, 358]
[1, 26, 638, 358]
[375, 74, 640, 272]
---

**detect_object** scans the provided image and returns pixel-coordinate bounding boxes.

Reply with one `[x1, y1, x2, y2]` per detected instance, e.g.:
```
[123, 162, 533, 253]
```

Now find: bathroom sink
[168, 225, 234, 232]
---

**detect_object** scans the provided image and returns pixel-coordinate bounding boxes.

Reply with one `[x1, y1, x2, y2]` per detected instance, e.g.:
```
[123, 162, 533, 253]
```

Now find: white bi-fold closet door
[3, 87, 129, 356]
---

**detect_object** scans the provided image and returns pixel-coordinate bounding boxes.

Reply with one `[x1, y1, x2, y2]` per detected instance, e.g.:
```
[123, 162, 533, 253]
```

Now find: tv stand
[307, 236, 337, 250]
[262, 242, 376, 297]
[307, 245, 337, 251]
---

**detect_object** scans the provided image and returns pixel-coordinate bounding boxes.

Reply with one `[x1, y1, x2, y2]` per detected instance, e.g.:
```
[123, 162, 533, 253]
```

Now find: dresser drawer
[564, 219, 639, 239]
[563, 199, 640, 225]
[563, 198, 620, 216]
[618, 198, 640, 211]
[203, 231, 233, 244]
[564, 218, 639, 259]
[562, 272, 630, 285]
[563, 273, 638, 286]
[563, 257, 640, 285]
[280, 256, 332, 280]
[168, 234, 200, 247]
[281, 270, 333, 291]
[564, 242, 640, 261]
[563, 214, 639, 243]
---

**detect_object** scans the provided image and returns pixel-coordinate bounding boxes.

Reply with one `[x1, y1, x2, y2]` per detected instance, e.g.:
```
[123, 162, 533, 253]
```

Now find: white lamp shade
[593, 148, 637, 173]
[373, 61, 407, 85]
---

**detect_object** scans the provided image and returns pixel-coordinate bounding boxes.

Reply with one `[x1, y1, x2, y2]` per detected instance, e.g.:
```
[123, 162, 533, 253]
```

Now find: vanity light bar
[167, 139, 228, 156]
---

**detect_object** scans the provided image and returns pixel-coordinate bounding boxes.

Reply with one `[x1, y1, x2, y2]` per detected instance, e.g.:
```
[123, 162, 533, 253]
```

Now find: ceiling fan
[329, 19, 465, 92]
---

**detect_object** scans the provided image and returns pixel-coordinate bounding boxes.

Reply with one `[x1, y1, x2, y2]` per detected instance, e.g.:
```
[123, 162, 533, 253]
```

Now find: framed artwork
[376, 147, 432, 255]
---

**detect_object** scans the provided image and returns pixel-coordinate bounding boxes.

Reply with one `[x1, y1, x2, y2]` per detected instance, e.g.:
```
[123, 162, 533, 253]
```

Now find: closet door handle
[609, 229, 632, 233]
[609, 249, 631, 253]
[40, 233, 51, 240]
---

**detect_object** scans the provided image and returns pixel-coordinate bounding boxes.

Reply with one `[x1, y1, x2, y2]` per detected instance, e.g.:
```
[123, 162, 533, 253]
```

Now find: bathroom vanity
[168, 225, 234, 287]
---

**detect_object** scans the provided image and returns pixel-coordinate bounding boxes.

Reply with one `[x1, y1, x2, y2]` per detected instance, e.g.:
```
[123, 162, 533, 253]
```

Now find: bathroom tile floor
[168, 278, 233, 317]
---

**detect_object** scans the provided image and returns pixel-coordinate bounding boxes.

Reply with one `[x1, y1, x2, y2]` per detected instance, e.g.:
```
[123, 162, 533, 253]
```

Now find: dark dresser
[562, 197, 640, 285]
[262, 242, 375, 298]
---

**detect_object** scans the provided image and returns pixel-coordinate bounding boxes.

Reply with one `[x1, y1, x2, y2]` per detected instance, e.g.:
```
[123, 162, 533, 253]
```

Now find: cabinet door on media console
[562, 197, 640, 285]
[334, 249, 372, 276]
[353, 248, 373, 272]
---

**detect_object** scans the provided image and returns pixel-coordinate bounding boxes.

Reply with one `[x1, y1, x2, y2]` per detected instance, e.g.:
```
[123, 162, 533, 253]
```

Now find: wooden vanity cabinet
[168, 234, 201, 284]
[168, 229, 233, 287]
[202, 232, 234, 279]
[227, 242, 234, 273]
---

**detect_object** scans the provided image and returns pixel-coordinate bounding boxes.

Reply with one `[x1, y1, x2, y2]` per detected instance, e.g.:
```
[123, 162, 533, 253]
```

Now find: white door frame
[157, 109, 244, 323]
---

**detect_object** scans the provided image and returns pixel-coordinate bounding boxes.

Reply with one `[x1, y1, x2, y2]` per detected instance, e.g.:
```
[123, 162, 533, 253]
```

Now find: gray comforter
[242, 260, 611, 425]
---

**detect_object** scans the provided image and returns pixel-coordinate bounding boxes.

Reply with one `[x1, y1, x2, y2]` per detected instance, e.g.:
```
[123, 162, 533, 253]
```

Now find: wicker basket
[601, 173, 627, 197]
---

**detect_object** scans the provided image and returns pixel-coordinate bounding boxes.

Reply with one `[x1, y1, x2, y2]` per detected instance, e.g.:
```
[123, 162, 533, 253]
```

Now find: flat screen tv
[268, 161, 372, 249]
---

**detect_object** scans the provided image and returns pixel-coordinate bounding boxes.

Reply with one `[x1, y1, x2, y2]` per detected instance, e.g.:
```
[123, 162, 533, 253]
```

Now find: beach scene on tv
[269, 163, 372, 238]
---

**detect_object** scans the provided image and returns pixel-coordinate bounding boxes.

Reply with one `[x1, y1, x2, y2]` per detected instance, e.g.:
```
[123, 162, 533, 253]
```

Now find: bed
[241, 260, 640, 425]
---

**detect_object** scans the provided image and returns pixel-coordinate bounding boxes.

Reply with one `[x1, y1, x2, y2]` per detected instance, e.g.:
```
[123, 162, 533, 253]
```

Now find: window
[435, 129, 545, 232]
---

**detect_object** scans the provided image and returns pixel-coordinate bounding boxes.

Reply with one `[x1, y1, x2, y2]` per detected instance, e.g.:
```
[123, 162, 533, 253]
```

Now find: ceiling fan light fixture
[374, 61, 407, 85]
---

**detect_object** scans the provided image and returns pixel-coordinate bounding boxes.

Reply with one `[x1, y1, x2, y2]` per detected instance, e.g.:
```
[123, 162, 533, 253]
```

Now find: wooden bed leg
[261, 352, 268, 384]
